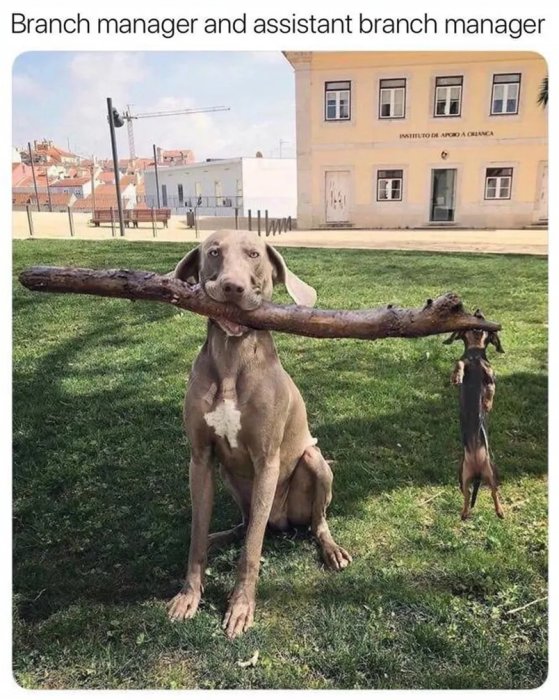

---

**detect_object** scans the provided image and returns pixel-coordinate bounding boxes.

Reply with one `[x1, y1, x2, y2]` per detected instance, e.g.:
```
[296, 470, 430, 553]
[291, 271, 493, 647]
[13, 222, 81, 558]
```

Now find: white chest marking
[204, 399, 242, 448]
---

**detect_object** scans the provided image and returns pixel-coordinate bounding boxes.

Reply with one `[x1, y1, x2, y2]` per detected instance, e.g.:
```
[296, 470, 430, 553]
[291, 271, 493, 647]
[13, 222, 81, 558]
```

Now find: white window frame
[377, 170, 403, 201]
[379, 79, 406, 119]
[434, 76, 463, 117]
[491, 74, 521, 115]
[484, 168, 513, 200]
[325, 81, 351, 121]
[214, 180, 223, 206]
[194, 181, 202, 206]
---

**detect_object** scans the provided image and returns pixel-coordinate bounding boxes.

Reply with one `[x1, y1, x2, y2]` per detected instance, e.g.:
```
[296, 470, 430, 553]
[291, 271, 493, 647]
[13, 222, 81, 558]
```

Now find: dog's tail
[470, 474, 482, 508]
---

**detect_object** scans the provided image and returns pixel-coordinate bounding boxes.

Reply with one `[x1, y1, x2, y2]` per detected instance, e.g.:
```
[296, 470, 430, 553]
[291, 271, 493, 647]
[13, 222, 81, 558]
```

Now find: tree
[537, 76, 548, 108]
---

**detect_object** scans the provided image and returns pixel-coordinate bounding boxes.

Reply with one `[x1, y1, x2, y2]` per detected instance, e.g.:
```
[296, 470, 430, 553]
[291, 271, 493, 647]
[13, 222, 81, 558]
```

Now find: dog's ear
[166, 247, 200, 284]
[266, 244, 317, 307]
[487, 331, 505, 354]
[443, 331, 465, 345]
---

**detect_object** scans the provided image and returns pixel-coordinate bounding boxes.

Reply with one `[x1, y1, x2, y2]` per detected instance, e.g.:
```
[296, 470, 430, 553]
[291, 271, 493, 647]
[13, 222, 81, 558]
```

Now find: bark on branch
[19, 266, 501, 340]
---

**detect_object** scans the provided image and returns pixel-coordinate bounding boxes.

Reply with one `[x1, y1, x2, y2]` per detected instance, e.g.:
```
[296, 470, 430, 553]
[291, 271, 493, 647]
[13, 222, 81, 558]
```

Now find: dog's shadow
[13, 313, 546, 621]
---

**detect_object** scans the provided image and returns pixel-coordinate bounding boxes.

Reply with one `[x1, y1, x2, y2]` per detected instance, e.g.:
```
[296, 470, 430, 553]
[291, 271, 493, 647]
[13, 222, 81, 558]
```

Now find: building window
[325, 81, 351, 121]
[194, 182, 202, 205]
[491, 74, 521, 115]
[377, 170, 403, 201]
[379, 79, 406, 119]
[161, 184, 167, 207]
[177, 184, 184, 204]
[485, 168, 513, 200]
[434, 76, 463, 117]
[214, 180, 223, 206]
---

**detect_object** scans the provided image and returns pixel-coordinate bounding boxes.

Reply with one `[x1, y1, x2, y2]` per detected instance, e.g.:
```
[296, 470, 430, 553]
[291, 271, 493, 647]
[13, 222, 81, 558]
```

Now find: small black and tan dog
[443, 310, 505, 520]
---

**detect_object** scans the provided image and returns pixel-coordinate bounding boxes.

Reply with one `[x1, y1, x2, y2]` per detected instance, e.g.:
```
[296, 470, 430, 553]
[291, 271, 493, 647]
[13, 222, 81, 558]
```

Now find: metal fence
[143, 194, 244, 216]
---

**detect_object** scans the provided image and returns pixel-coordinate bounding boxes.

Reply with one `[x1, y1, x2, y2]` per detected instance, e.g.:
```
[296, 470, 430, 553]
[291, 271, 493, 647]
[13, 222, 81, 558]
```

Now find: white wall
[144, 158, 297, 217]
[50, 180, 92, 199]
[241, 158, 297, 218]
[144, 160, 243, 214]
[121, 183, 137, 209]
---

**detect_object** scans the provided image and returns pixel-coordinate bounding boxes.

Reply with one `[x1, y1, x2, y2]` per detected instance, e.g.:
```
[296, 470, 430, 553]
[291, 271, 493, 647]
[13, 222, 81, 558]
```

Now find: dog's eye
[248, 251, 260, 259]
[208, 249, 220, 257]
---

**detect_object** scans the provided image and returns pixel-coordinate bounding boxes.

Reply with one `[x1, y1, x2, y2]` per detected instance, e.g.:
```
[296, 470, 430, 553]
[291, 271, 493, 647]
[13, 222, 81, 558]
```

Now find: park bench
[127, 208, 171, 228]
[90, 208, 171, 228]
[90, 209, 118, 226]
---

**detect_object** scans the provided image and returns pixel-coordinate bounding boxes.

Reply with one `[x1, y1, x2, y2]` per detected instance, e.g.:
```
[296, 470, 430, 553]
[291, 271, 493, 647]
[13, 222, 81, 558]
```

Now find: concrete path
[12, 211, 547, 255]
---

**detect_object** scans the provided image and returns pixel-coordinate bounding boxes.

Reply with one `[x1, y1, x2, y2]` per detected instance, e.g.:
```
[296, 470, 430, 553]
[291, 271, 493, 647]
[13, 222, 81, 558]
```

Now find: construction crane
[122, 104, 231, 160]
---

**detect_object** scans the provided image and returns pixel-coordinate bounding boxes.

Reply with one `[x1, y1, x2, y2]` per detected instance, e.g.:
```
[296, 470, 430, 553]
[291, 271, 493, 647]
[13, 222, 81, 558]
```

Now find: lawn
[12, 239, 548, 689]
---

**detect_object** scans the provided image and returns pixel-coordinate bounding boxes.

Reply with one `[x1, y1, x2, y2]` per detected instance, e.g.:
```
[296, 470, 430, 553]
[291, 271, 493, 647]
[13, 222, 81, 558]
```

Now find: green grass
[13, 239, 547, 689]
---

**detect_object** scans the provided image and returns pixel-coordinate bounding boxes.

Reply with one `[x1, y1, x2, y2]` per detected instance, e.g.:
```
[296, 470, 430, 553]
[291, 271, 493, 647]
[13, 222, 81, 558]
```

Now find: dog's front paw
[167, 585, 202, 621]
[322, 542, 352, 571]
[222, 588, 255, 639]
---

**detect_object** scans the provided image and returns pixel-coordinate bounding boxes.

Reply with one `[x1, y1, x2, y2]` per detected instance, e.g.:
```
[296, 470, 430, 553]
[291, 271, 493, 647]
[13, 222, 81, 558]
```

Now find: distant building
[144, 157, 296, 217]
[12, 162, 30, 186]
[284, 51, 548, 229]
[98, 171, 116, 185]
[72, 182, 137, 212]
[12, 171, 54, 194]
[50, 176, 93, 199]
[116, 157, 154, 175]
[23, 139, 82, 166]
[12, 191, 76, 212]
[156, 148, 195, 167]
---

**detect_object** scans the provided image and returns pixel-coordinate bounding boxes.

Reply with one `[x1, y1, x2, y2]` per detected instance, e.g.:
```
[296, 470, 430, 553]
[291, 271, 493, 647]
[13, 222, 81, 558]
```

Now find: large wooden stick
[19, 266, 501, 340]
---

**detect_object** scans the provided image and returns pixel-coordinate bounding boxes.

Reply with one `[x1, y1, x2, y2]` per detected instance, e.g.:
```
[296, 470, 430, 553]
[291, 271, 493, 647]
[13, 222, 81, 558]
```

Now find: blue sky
[12, 52, 296, 160]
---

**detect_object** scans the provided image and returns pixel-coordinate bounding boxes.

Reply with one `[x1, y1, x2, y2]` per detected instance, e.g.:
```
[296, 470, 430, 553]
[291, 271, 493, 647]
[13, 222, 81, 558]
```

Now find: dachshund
[443, 310, 505, 520]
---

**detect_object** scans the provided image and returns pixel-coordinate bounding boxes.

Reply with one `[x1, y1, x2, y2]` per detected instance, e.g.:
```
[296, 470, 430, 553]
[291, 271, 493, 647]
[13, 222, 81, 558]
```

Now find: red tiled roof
[13, 173, 54, 188]
[162, 149, 194, 159]
[133, 158, 154, 169]
[12, 191, 74, 207]
[93, 184, 119, 195]
[72, 184, 120, 210]
[34, 143, 79, 161]
[99, 172, 115, 183]
[72, 195, 102, 211]
[72, 192, 130, 210]
[12, 163, 30, 186]
[119, 175, 137, 188]
[50, 177, 90, 187]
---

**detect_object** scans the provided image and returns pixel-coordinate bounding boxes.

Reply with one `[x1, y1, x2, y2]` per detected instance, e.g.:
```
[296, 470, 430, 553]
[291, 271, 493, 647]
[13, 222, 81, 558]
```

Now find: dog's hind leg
[486, 463, 505, 519]
[491, 486, 505, 519]
[288, 446, 352, 571]
[461, 476, 472, 520]
[460, 455, 474, 520]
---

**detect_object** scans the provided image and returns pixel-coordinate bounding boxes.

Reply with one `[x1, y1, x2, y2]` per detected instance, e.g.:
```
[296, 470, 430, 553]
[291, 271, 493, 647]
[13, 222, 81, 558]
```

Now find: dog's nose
[221, 279, 245, 296]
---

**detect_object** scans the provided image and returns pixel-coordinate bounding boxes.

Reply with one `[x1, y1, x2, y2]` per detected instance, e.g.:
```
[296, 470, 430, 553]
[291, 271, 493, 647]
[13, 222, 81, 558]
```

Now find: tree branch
[19, 266, 501, 340]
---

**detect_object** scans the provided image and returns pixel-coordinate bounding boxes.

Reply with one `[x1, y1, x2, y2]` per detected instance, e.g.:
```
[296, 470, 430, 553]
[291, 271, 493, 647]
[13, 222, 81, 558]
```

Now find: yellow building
[284, 52, 547, 229]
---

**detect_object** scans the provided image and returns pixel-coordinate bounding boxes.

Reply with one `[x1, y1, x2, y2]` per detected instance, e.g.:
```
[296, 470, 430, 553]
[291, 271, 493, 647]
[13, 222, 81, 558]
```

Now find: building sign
[399, 130, 494, 139]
